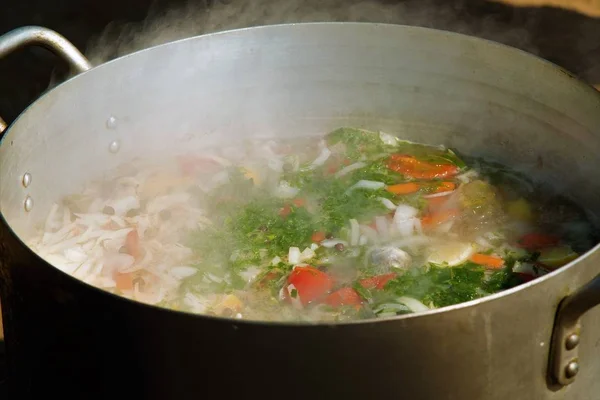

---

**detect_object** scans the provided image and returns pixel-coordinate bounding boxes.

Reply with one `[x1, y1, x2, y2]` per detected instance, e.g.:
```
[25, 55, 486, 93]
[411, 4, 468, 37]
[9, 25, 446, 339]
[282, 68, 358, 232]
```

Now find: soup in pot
[28, 128, 597, 322]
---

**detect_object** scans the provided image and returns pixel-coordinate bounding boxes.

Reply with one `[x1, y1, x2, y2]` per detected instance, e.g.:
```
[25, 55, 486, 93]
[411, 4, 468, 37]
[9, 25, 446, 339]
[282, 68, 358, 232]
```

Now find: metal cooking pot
[1, 23, 599, 400]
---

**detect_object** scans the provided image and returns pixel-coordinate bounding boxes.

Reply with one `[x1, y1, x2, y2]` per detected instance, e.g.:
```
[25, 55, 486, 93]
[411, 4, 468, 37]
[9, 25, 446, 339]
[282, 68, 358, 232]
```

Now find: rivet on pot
[565, 333, 580, 350]
[106, 116, 118, 130]
[22, 172, 32, 188]
[24, 195, 34, 212]
[109, 140, 120, 153]
[565, 361, 580, 378]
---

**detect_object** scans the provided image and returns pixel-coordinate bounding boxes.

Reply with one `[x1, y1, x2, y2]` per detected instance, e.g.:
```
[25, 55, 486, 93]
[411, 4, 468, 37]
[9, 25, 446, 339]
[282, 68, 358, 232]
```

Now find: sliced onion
[271, 256, 282, 265]
[512, 261, 537, 275]
[320, 239, 348, 248]
[423, 190, 456, 199]
[64, 246, 88, 263]
[358, 235, 368, 246]
[375, 216, 390, 240]
[335, 161, 366, 178]
[170, 266, 198, 279]
[300, 247, 316, 261]
[397, 296, 430, 313]
[268, 158, 284, 172]
[288, 247, 301, 264]
[275, 181, 300, 199]
[238, 266, 261, 283]
[107, 195, 140, 217]
[205, 272, 224, 283]
[378, 197, 397, 210]
[393, 204, 418, 237]
[104, 253, 135, 272]
[379, 131, 399, 146]
[360, 225, 379, 244]
[456, 170, 479, 183]
[345, 180, 386, 195]
[349, 219, 360, 246]
[309, 145, 331, 169]
[286, 284, 303, 309]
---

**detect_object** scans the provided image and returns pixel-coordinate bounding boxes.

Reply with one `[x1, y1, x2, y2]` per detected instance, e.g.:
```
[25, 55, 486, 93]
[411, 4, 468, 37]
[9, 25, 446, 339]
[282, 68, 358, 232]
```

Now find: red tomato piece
[325, 288, 362, 307]
[279, 204, 292, 217]
[359, 273, 397, 290]
[516, 233, 560, 250]
[286, 266, 334, 305]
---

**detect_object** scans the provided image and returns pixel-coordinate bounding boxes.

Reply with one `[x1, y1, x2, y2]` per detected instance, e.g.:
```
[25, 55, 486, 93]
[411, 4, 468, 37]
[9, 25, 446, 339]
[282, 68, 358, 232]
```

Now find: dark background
[0, 0, 599, 386]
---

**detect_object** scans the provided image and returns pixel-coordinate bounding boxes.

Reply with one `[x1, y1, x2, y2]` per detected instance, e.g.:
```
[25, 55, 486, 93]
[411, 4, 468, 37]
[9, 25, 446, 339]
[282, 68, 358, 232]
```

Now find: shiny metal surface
[20, 172, 31, 188]
[0, 26, 92, 133]
[565, 333, 580, 350]
[1, 23, 600, 399]
[22, 195, 33, 212]
[549, 273, 600, 385]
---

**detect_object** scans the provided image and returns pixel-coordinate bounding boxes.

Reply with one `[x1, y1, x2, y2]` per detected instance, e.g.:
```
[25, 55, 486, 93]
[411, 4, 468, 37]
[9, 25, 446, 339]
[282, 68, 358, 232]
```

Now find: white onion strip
[393, 204, 419, 237]
[345, 180, 385, 195]
[423, 190, 456, 199]
[335, 161, 366, 178]
[308, 145, 331, 169]
[320, 239, 348, 248]
[378, 197, 397, 210]
[397, 296, 430, 313]
[349, 219, 360, 246]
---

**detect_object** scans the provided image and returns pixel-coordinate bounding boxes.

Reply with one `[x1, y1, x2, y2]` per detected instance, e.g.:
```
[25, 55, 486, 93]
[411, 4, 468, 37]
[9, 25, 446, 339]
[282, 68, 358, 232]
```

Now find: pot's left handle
[0, 26, 92, 134]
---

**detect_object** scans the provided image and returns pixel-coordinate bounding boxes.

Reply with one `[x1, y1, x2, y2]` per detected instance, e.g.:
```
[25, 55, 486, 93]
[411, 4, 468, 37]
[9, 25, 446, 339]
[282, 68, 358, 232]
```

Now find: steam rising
[86, 0, 537, 64]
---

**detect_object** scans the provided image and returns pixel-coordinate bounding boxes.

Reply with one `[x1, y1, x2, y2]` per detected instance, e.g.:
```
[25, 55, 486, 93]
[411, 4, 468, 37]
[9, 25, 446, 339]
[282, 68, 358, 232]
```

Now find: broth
[27, 128, 597, 322]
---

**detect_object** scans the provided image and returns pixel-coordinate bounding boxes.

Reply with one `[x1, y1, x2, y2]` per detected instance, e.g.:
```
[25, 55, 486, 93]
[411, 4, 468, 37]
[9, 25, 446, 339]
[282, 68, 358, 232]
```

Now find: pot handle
[0, 26, 92, 134]
[548, 273, 600, 386]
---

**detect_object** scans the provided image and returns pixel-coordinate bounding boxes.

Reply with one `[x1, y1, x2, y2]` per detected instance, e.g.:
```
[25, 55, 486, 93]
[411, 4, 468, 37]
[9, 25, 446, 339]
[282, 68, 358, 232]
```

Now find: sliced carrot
[115, 272, 134, 291]
[325, 287, 363, 307]
[434, 181, 456, 193]
[311, 231, 326, 243]
[125, 229, 142, 260]
[421, 209, 459, 228]
[470, 253, 504, 269]
[386, 182, 420, 195]
[292, 198, 306, 207]
[387, 154, 459, 179]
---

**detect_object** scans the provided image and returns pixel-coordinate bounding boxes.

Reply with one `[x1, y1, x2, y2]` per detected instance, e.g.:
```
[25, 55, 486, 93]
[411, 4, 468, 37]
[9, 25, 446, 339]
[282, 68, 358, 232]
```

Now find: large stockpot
[0, 22, 600, 400]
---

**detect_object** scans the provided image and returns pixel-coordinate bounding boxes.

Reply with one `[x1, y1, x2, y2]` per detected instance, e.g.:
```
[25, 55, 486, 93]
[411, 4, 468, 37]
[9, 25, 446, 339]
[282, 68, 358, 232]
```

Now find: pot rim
[1, 21, 599, 327]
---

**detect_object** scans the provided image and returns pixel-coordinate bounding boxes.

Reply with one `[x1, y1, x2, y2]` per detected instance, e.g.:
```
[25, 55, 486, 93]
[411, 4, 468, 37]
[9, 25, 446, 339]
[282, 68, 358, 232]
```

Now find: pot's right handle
[0, 26, 92, 134]
[548, 273, 600, 386]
